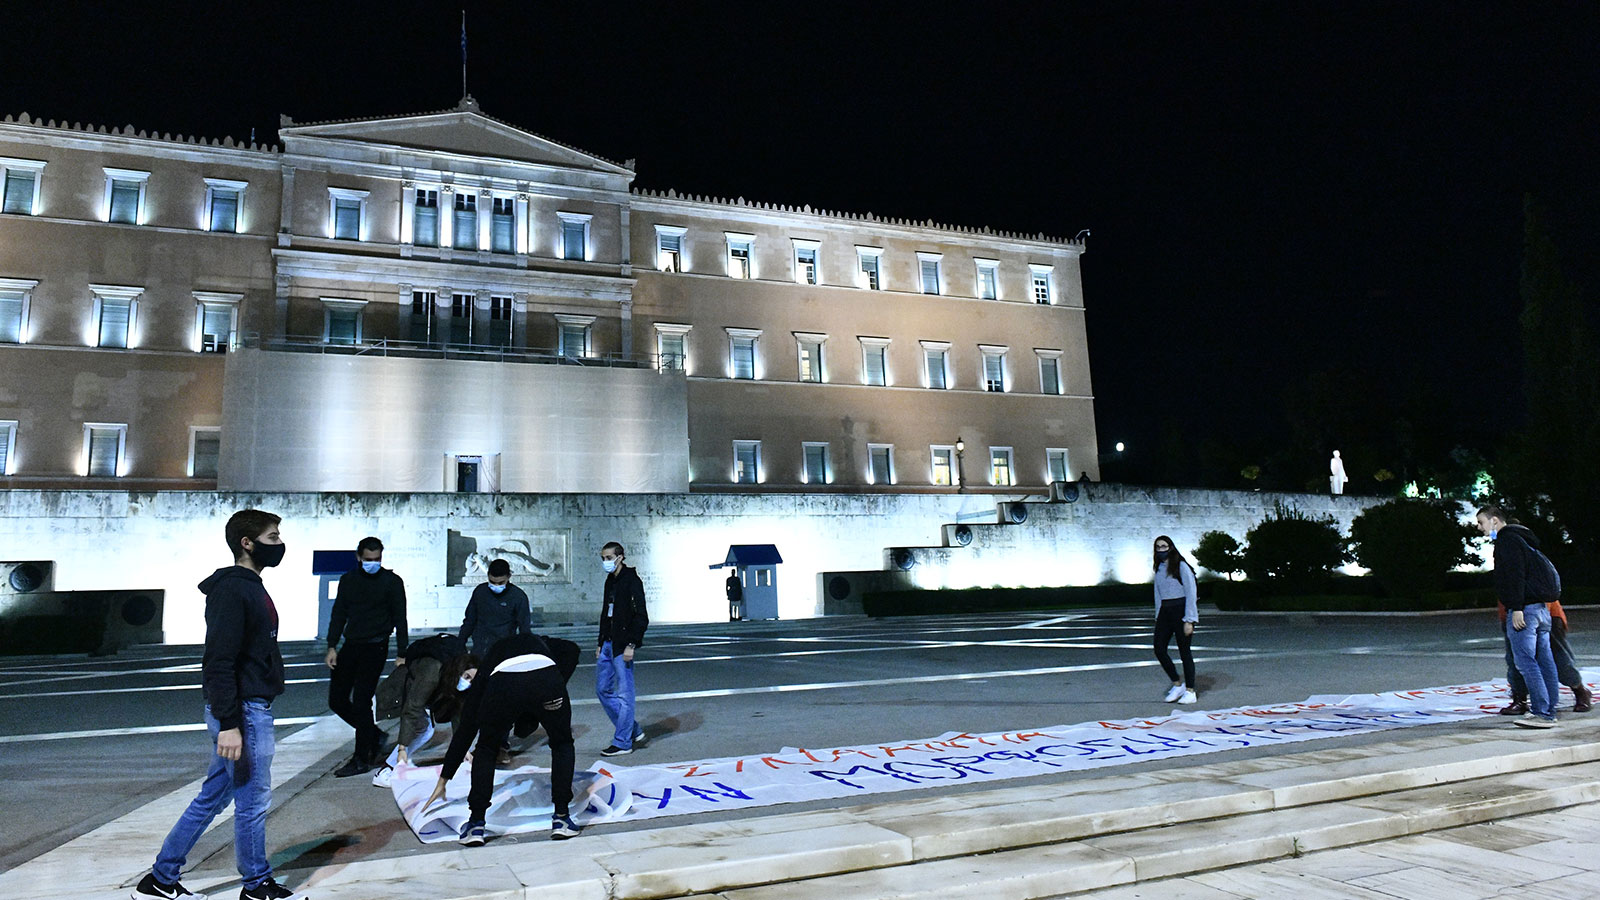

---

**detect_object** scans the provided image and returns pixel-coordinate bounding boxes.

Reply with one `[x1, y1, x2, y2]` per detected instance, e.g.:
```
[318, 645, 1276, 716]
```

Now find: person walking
[423, 632, 583, 846]
[1152, 535, 1199, 705]
[131, 509, 306, 900]
[326, 536, 409, 777]
[1498, 597, 1592, 716]
[596, 541, 648, 756]
[458, 558, 531, 657]
[1478, 505, 1563, 728]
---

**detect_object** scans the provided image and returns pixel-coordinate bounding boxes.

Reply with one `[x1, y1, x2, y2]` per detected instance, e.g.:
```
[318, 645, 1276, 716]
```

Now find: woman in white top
[1151, 535, 1199, 704]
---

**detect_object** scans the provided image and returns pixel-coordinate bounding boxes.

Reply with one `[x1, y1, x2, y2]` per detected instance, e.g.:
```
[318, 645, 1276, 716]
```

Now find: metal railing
[242, 333, 684, 372]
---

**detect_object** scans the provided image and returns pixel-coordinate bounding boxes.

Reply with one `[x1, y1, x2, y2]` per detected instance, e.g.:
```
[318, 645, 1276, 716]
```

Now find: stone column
[397, 282, 413, 343]
[478, 189, 493, 256]
[272, 272, 291, 342]
[514, 192, 531, 259]
[620, 298, 634, 359]
[512, 292, 529, 350]
[474, 289, 491, 347]
[277, 165, 295, 248]
[399, 181, 415, 258]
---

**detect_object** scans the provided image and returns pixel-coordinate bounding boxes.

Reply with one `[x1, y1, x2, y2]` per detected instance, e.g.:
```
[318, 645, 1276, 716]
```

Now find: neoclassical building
[0, 99, 1097, 494]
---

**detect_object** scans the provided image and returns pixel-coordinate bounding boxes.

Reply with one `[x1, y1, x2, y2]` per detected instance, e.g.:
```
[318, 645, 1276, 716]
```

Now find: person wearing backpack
[1477, 505, 1565, 728]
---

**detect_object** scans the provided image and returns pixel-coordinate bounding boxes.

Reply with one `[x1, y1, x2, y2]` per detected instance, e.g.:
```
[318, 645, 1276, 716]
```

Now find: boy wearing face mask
[596, 541, 648, 756]
[326, 535, 409, 777]
[458, 558, 531, 658]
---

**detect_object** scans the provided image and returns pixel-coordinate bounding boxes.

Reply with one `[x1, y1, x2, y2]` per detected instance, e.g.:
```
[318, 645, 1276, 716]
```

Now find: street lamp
[954, 437, 966, 493]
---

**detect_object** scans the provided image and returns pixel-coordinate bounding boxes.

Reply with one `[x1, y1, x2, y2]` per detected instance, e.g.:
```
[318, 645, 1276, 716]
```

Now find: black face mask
[247, 540, 287, 569]
[1155, 550, 1170, 561]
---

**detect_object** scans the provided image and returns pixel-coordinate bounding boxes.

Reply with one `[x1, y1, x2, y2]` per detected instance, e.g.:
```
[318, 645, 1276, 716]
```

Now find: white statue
[1329, 450, 1348, 495]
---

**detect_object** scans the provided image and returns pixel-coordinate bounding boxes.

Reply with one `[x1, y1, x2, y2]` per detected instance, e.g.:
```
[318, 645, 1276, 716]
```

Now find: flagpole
[461, 10, 468, 101]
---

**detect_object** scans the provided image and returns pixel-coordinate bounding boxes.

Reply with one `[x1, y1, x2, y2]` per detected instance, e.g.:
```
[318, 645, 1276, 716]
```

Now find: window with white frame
[980, 345, 1008, 392]
[975, 258, 999, 300]
[917, 252, 943, 295]
[656, 322, 691, 372]
[733, 440, 761, 484]
[557, 314, 594, 359]
[1047, 448, 1070, 484]
[930, 445, 956, 486]
[0, 278, 38, 344]
[1037, 349, 1063, 394]
[857, 246, 884, 290]
[490, 196, 516, 253]
[558, 212, 591, 260]
[1030, 264, 1055, 304]
[412, 188, 440, 246]
[83, 423, 126, 478]
[105, 168, 150, 225]
[990, 447, 1015, 486]
[449, 293, 475, 345]
[189, 427, 221, 479]
[726, 233, 753, 279]
[802, 442, 830, 485]
[488, 295, 513, 346]
[656, 225, 686, 273]
[92, 285, 142, 349]
[795, 332, 826, 383]
[1, 158, 45, 216]
[409, 290, 436, 344]
[194, 292, 241, 353]
[452, 193, 478, 250]
[727, 328, 760, 379]
[203, 178, 246, 233]
[328, 187, 368, 241]
[0, 420, 16, 475]
[860, 337, 890, 386]
[921, 340, 951, 390]
[792, 239, 820, 285]
[868, 444, 895, 485]
[322, 299, 365, 346]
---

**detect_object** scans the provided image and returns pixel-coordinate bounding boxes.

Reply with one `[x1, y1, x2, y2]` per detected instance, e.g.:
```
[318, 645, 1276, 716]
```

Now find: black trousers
[470, 668, 575, 820]
[1154, 599, 1195, 688]
[328, 640, 388, 760]
[1506, 618, 1584, 697]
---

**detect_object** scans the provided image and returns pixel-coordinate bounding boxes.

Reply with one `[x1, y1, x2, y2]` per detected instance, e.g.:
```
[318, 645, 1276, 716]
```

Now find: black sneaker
[600, 744, 632, 757]
[460, 818, 487, 846]
[132, 872, 207, 900]
[239, 878, 305, 900]
[632, 726, 647, 747]
[333, 755, 371, 778]
[551, 813, 582, 840]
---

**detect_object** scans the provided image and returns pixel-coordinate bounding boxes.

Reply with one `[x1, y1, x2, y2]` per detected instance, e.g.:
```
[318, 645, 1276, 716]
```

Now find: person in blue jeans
[1478, 505, 1563, 729]
[595, 541, 648, 756]
[132, 509, 306, 900]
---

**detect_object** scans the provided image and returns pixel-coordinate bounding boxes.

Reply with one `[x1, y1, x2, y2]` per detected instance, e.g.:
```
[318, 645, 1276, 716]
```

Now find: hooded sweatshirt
[1492, 524, 1563, 611]
[198, 566, 286, 730]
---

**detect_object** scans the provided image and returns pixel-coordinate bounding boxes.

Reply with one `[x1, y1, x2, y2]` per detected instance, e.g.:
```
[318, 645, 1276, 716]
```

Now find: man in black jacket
[132, 509, 306, 900]
[1479, 505, 1564, 728]
[458, 558, 531, 657]
[327, 535, 409, 776]
[596, 540, 648, 756]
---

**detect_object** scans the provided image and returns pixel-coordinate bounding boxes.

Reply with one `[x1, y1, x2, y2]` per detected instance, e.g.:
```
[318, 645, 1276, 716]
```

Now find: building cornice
[0, 113, 279, 163]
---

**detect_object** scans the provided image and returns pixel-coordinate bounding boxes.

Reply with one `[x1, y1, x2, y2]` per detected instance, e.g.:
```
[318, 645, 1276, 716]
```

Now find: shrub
[1348, 499, 1479, 597]
[1241, 502, 1348, 587]
[1194, 531, 1244, 580]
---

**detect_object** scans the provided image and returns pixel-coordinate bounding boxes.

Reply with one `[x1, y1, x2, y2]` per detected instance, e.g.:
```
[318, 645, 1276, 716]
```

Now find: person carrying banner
[370, 632, 470, 785]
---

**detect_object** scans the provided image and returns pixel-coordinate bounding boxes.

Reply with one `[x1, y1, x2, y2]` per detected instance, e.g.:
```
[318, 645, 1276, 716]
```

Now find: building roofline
[0, 111, 279, 154]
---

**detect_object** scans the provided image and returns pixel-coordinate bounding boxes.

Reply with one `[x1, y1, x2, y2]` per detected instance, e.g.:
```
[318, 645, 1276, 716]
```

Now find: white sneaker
[371, 765, 394, 788]
[1163, 684, 1186, 703]
[1177, 690, 1198, 705]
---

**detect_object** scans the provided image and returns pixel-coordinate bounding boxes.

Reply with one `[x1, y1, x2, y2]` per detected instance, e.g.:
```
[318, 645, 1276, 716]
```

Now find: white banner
[393, 762, 630, 843]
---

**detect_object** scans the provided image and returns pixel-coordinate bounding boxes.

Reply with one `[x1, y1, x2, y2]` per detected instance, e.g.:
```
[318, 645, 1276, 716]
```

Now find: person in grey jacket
[1152, 535, 1199, 705]
[459, 558, 531, 657]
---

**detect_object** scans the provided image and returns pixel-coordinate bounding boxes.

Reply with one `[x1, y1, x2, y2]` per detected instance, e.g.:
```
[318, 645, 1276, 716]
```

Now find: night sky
[6, 2, 1598, 484]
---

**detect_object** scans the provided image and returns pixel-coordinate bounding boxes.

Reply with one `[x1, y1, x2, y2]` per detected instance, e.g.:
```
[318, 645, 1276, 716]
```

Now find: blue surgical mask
[488, 583, 506, 594]
[361, 560, 381, 575]
[602, 558, 618, 574]
[457, 675, 473, 692]
[1490, 529, 1498, 541]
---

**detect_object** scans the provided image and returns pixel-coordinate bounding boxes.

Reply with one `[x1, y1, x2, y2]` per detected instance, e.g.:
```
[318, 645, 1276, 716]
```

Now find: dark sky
[6, 1, 1598, 473]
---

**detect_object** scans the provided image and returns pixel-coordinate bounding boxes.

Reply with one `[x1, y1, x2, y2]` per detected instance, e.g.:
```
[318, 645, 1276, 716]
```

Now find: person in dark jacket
[1497, 598, 1591, 716]
[1478, 505, 1563, 728]
[596, 540, 648, 756]
[132, 509, 306, 900]
[371, 632, 470, 784]
[459, 558, 531, 657]
[422, 632, 583, 846]
[326, 535, 409, 777]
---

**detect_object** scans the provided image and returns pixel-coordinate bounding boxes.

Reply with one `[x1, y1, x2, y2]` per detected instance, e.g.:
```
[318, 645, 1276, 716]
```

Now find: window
[83, 424, 126, 478]
[793, 239, 820, 285]
[1030, 264, 1055, 304]
[1047, 449, 1070, 484]
[921, 341, 951, 390]
[860, 337, 890, 386]
[203, 178, 246, 233]
[105, 168, 150, 225]
[1, 158, 45, 216]
[328, 188, 368, 241]
[868, 444, 895, 485]
[656, 225, 686, 273]
[733, 440, 761, 484]
[558, 212, 590, 260]
[930, 445, 956, 486]
[656, 323, 691, 372]
[727, 328, 760, 379]
[917, 253, 943, 295]
[491, 197, 515, 253]
[981, 345, 1008, 392]
[322, 299, 365, 345]
[795, 333, 825, 383]
[409, 290, 435, 344]
[449, 293, 474, 345]
[488, 295, 513, 347]
[975, 259, 999, 300]
[0, 279, 38, 344]
[1037, 350, 1063, 394]
[557, 315, 594, 359]
[802, 442, 830, 485]
[857, 247, 884, 290]
[413, 189, 440, 246]
[990, 447, 1015, 486]
[452, 193, 478, 250]
[194, 292, 241, 353]
[92, 285, 142, 349]
[0, 419, 15, 475]
[190, 428, 221, 479]
[726, 234, 753, 279]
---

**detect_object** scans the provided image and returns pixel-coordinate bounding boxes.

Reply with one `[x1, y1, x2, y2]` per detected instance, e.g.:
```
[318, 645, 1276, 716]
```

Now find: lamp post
[955, 436, 966, 493]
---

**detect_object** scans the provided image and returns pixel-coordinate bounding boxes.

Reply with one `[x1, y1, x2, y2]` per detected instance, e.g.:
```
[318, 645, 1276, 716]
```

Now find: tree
[1348, 499, 1478, 597]
[1241, 503, 1347, 587]
[1193, 531, 1244, 580]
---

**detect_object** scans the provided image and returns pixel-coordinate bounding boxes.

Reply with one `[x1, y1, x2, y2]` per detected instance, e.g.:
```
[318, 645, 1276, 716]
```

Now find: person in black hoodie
[458, 558, 530, 657]
[1478, 505, 1564, 728]
[422, 632, 583, 846]
[326, 535, 409, 777]
[595, 541, 648, 756]
[131, 509, 306, 900]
